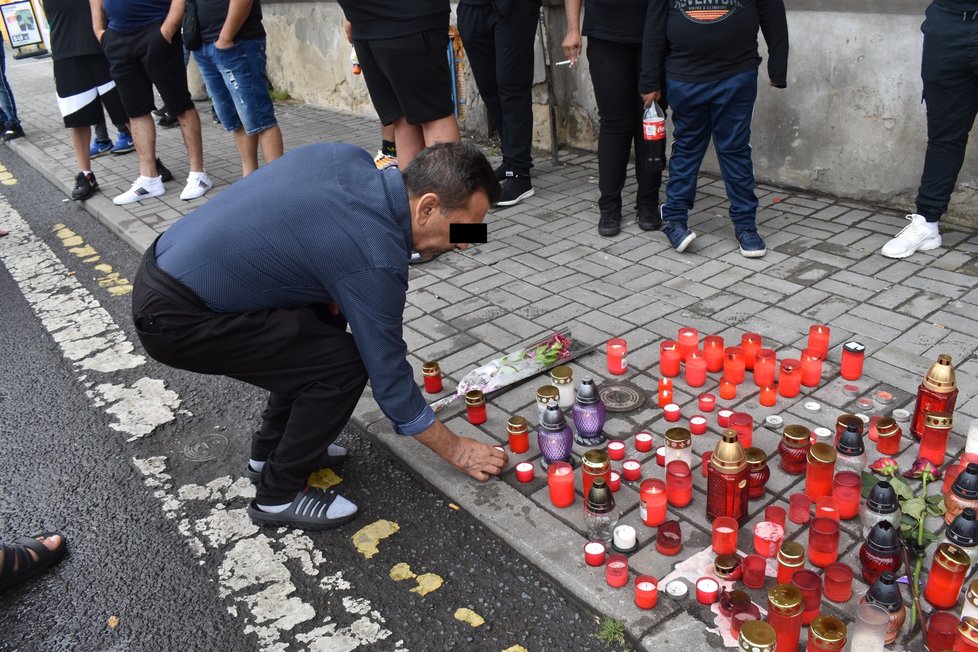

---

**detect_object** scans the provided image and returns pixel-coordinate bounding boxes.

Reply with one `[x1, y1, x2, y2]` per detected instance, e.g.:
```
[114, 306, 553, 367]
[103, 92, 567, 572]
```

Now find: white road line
[0, 198, 402, 651]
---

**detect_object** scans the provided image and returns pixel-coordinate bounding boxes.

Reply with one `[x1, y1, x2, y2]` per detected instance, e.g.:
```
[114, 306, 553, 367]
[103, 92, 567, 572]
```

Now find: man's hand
[160, 23, 176, 43]
[562, 29, 581, 64]
[641, 91, 661, 109]
[215, 36, 234, 50]
[415, 420, 508, 481]
[95, 28, 105, 41]
[344, 19, 352, 44]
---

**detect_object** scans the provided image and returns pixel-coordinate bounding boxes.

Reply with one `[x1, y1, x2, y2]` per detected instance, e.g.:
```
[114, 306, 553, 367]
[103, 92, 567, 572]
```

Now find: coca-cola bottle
[642, 101, 666, 172]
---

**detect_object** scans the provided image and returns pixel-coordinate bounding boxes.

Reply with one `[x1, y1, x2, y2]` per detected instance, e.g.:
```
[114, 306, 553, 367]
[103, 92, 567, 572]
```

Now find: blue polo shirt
[155, 143, 434, 437]
[103, 0, 169, 31]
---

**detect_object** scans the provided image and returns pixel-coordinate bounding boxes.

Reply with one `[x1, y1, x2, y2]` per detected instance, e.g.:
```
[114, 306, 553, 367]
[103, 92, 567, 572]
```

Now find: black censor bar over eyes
[449, 223, 488, 244]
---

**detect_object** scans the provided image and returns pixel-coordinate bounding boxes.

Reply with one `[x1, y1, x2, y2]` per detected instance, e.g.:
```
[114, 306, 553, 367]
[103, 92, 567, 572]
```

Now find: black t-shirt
[42, 0, 103, 60]
[582, 0, 648, 44]
[337, 0, 449, 40]
[196, 0, 264, 44]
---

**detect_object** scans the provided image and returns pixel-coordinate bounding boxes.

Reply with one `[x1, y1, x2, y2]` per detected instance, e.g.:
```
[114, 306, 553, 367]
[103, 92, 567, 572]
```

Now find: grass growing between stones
[596, 616, 626, 648]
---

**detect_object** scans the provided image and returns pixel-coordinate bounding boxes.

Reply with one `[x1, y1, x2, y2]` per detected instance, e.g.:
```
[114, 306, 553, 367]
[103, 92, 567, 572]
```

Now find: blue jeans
[0, 45, 19, 127]
[661, 69, 759, 232]
[193, 38, 276, 135]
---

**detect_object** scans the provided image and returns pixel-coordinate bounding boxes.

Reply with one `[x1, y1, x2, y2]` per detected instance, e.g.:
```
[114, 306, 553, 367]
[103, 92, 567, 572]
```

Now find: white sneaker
[373, 150, 397, 170]
[113, 175, 165, 205]
[880, 213, 942, 259]
[180, 171, 213, 201]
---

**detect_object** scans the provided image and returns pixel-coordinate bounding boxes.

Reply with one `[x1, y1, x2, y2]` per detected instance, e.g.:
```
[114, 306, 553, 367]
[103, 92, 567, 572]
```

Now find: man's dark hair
[402, 142, 500, 209]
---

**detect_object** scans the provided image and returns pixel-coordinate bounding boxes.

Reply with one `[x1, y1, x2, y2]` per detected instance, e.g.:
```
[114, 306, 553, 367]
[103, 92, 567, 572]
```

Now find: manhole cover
[598, 381, 647, 413]
[183, 433, 229, 462]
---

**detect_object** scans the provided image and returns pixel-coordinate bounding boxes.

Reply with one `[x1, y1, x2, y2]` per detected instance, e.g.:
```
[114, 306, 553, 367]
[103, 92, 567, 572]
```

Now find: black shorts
[53, 54, 128, 129]
[353, 28, 455, 126]
[101, 22, 193, 119]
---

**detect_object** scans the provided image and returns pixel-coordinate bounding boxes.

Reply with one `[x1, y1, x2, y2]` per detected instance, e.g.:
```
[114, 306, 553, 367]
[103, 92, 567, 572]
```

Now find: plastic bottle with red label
[643, 102, 666, 172]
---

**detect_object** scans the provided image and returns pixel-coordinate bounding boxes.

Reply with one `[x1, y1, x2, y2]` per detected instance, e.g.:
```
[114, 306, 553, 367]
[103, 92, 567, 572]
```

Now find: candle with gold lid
[779, 425, 811, 475]
[807, 615, 847, 652]
[550, 365, 574, 408]
[421, 360, 443, 393]
[920, 411, 954, 466]
[536, 385, 559, 423]
[767, 584, 803, 652]
[738, 620, 776, 652]
[912, 353, 958, 439]
[707, 429, 750, 524]
[925, 543, 971, 609]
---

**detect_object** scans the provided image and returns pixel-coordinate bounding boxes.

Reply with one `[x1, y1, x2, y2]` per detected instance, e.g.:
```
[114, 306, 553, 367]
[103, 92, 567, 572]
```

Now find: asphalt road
[0, 149, 633, 652]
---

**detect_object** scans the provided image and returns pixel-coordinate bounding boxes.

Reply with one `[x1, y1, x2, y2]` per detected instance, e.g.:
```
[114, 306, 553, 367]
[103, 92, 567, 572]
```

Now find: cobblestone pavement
[7, 51, 978, 649]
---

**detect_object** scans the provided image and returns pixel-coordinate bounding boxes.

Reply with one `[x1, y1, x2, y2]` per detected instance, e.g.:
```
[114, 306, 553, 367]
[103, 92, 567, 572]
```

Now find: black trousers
[457, 0, 540, 175]
[586, 37, 664, 213]
[131, 242, 368, 503]
[916, 2, 978, 222]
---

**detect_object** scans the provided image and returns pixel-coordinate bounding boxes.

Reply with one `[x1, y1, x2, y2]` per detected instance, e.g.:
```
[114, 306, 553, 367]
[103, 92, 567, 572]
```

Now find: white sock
[81, 170, 91, 176]
[256, 501, 290, 513]
[327, 495, 357, 519]
[328, 444, 346, 457]
[248, 458, 265, 472]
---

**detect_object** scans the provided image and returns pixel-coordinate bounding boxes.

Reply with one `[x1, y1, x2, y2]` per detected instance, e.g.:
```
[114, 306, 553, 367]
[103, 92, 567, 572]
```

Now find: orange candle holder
[724, 346, 746, 384]
[754, 349, 777, 387]
[677, 327, 699, 362]
[741, 333, 762, 371]
[778, 359, 802, 398]
[759, 384, 777, 407]
[703, 335, 725, 372]
[685, 351, 707, 387]
[719, 379, 737, 400]
[800, 349, 824, 388]
[659, 340, 681, 377]
[808, 324, 830, 358]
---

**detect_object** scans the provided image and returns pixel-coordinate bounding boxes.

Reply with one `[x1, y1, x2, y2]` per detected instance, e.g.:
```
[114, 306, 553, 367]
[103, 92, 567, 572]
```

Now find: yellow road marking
[502, 646, 529, 652]
[351, 519, 399, 559]
[453, 608, 484, 627]
[409, 573, 443, 596]
[51, 224, 132, 295]
[389, 562, 416, 581]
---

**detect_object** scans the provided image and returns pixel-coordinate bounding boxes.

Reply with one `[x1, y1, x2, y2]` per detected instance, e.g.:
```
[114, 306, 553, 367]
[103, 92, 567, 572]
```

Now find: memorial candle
[689, 415, 707, 435]
[754, 348, 777, 387]
[718, 409, 733, 427]
[607, 338, 627, 375]
[724, 346, 746, 384]
[465, 390, 488, 424]
[622, 459, 642, 482]
[685, 351, 707, 387]
[640, 478, 667, 526]
[605, 553, 629, 587]
[657, 388, 672, 408]
[832, 471, 862, 520]
[699, 392, 716, 412]
[634, 576, 658, 609]
[584, 541, 606, 567]
[703, 335, 725, 372]
[925, 543, 971, 609]
[841, 341, 866, 380]
[547, 461, 575, 507]
[421, 361, 443, 393]
[634, 431, 654, 452]
[800, 349, 824, 387]
[607, 439, 626, 460]
[767, 583, 804, 652]
[805, 443, 836, 501]
[920, 412, 954, 466]
[719, 379, 737, 400]
[778, 359, 802, 398]
[712, 516, 739, 555]
[659, 341, 681, 377]
[666, 460, 692, 507]
[729, 412, 753, 448]
[741, 333, 762, 371]
[677, 327, 699, 361]
[808, 324, 831, 358]
[760, 385, 777, 407]
[808, 517, 840, 567]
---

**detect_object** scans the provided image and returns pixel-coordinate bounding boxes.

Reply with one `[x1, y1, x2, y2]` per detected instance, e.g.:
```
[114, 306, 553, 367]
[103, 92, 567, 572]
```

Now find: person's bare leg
[175, 107, 204, 172]
[257, 125, 283, 164]
[128, 114, 158, 177]
[393, 117, 425, 169]
[233, 127, 259, 176]
[0, 534, 63, 568]
[69, 126, 92, 172]
[420, 114, 461, 147]
[381, 122, 395, 143]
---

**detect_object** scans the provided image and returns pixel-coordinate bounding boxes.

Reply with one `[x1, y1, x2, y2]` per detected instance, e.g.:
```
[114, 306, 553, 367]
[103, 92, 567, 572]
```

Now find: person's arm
[757, 0, 788, 88]
[216, 0, 254, 49]
[160, 0, 186, 43]
[89, 0, 106, 41]
[414, 419, 507, 481]
[639, 0, 668, 106]
[562, 0, 582, 64]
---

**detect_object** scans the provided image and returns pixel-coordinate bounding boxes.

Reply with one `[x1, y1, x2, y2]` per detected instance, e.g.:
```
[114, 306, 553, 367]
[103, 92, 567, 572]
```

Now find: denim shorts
[194, 38, 277, 135]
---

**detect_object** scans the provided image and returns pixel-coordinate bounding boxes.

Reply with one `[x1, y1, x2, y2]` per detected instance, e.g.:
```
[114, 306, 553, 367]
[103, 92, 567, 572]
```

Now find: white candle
[613, 525, 637, 550]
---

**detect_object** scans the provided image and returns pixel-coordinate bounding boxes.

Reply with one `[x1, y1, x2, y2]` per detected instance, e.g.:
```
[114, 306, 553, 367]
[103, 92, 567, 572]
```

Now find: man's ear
[415, 192, 440, 226]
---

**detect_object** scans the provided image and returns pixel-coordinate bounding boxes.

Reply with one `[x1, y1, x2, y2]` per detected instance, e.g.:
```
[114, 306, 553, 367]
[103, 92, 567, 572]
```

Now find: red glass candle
[955, 618, 978, 652]
[724, 346, 746, 384]
[777, 541, 806, 585]
[800, 348, 824, 387]
[696, 577, 720, 605]
[808, 615, 846, 651]
[658, 377, 673, 393]
[925, 543, 972, 609]
[421, 360, 443, 393]
[823, 563, 853, 603]
[677, 327, 699, 362]
[635, 431, 653, 453]
[778, 359, 802, 398]
[719, 379, 737, 400]
[657, 388, 672, 408]
[759, 385, 777, 407]
[640, 478, 668, 526]
[507, 416, 530, 454]
[768, 583, 804, 652]
[656, 446, 665, 466]
[584, 541, 606, 566]
[921, 412, 954, 466]
[635, 575, 658, 609]
[808, 517, 840, 567]
[754, 521, 784, 558]
[703, 335, 725, 372]
[701, 452, 712, 477]
[765, 505, 787, 529]
[712, 516, 739, 555]
[789, 493, 811, 524]
[927, 611, 960, 651]
[808, 324, 831, 358]
[690, 415, 707, 435]
[622, 459, 642, 482]
[792, 570, 823, 625]
[913, 355, 959, 440]
[699, 392, 716, 412]
[655, 520, 683, 556]
[718, 409, 733, 427]
[664, 403, 680, 422]
[686, 351, 707, 387]
[743, 554, 767, 589]
[729, 412, 753, 448]
[547, 461, 574, 508]
[607, 337, 627, 375]
[666, 460, 692, 507]
[607, 439, 625, 460]
[840, 341, 865, 380]
[605, 553, 629, 587]
[876, 417, 902, 455]
[608, 470, 621, 492]
[779, 425, 811, 475]
[659, 340, 681, 377]
[815, 496, 840, 522]
[754, 349, 777, 387]
[741, 333, 762, 371]
[832, 471, 861, 520]
[465, 389, 487, 424]
[805, 443, 836, 501]
[515, 462, 534, 482]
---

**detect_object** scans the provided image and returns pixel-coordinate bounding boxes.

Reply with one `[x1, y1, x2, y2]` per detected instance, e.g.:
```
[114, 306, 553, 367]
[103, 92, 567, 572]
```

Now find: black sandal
[0, 532, 67, 593]
[247, 488, 357, 530]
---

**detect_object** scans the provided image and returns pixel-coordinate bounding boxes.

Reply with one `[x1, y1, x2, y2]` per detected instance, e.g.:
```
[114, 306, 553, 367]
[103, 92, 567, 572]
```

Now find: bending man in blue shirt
[131, 142, 505, 530]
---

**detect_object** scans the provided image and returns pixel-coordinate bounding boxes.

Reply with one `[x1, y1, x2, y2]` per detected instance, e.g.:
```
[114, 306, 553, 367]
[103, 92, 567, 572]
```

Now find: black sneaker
[71, 171, 98, 201]
[493, 164, 508, 182]
[598, 208, 621, 237]
[157, 112, 178, 128]
[497, 172, 534, 207]
[2, 123, 24, 142]
[638, 205, 663, 231]
[661, 221, 696, 252]
[155, 158, 174, 183]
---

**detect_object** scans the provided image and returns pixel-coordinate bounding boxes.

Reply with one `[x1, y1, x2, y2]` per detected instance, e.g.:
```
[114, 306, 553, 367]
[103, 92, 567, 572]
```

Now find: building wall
[261, 1, 978, 226]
